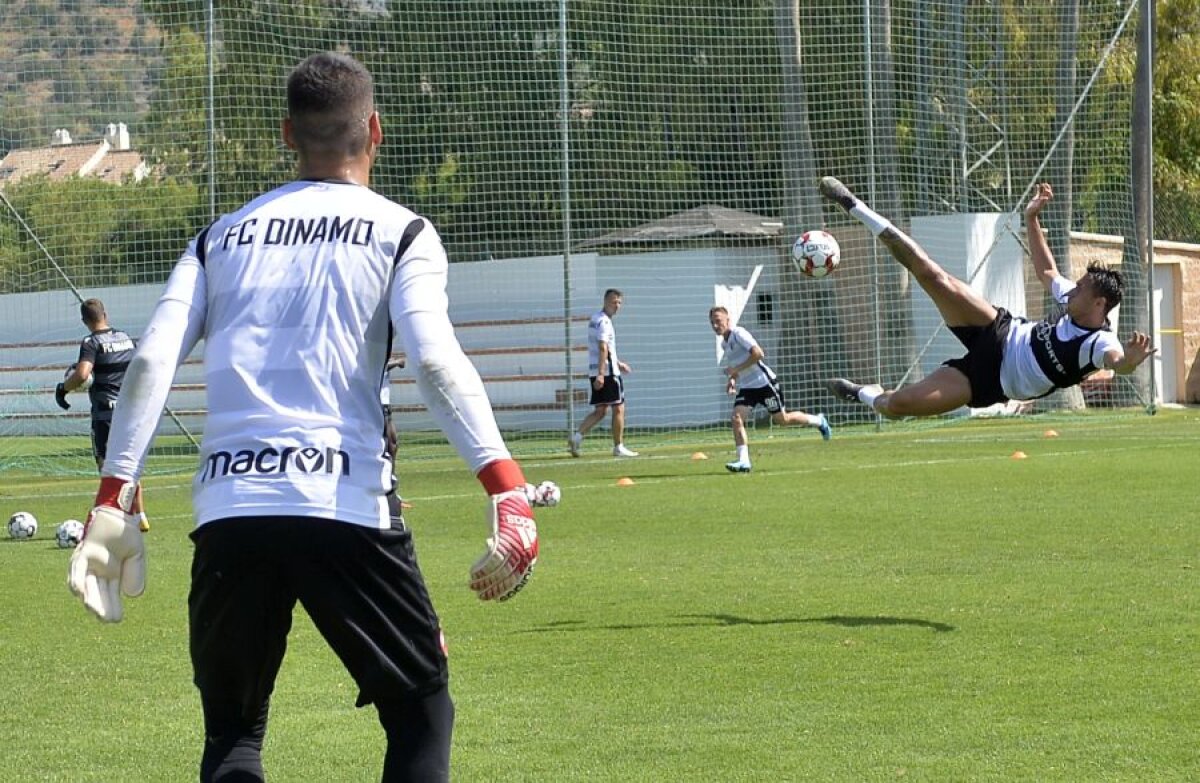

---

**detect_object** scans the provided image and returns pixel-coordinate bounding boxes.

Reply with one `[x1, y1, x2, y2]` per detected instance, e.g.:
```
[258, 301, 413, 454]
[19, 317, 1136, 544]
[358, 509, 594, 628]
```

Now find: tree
[1152, 0, 1200, 242]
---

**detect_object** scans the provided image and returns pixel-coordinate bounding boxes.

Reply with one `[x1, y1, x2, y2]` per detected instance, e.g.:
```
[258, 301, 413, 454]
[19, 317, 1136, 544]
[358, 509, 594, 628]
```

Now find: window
[756, 291, 775, 325]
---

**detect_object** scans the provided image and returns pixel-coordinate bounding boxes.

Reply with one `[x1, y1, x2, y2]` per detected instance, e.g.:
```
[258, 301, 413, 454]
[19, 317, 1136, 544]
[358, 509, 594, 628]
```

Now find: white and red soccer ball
[792, 230, 841, 279]
[523, 481, 562, 508]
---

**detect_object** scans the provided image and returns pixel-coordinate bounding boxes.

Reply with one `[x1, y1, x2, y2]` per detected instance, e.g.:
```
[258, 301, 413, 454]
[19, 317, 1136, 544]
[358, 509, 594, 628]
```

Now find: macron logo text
[201, 446, 351, 482]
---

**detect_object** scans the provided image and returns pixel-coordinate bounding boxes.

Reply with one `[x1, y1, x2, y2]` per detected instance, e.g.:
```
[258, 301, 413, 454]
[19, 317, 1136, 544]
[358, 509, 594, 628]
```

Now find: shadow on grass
[519, 613, 955, 634]
[691, 613, 956, 633]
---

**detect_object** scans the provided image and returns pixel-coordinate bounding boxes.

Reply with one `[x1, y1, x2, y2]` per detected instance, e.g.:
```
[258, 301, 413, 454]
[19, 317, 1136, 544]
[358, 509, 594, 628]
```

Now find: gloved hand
[54, 383, 70, 410]
[469, 489, 539, 601]
[67, 477, 146, 623]
[470, 459, 538, 601]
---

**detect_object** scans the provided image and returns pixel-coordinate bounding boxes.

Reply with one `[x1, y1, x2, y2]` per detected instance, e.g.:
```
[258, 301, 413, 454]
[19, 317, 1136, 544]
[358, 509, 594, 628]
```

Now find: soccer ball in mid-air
[56, 519, 85, 549]
[7, 511, 38, 540]
[792, 230, 841, 278]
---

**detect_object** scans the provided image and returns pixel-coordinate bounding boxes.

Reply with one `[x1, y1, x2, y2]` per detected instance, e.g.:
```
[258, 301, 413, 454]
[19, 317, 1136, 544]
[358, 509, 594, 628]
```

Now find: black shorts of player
[90, 420, 111, 463]
[188, 514, 448, 723]
[943, 307, 1014, 408]
[588, 374, 625, 406]
[733, 379, 785, 414]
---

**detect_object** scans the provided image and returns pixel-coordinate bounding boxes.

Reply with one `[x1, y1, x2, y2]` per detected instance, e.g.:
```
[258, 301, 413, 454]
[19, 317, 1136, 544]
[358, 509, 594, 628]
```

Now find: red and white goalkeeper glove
[470, 460, 539, 601]
[67, 477, 146, 623]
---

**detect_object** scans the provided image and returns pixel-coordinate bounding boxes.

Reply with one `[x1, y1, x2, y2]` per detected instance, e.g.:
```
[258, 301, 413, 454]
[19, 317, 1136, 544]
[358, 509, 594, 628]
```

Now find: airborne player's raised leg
[819, 177, 997, 330]
[819, 176, 986, 419]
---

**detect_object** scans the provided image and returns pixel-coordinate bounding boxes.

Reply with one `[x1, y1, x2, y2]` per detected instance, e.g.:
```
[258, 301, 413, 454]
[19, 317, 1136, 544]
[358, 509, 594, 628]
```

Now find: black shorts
[943, 308, 1013, 408]
[90, 420, 111, 462]
[588, 375, 625, 406]
[733, 380, 785, 414]
[189, 515, 447, 719]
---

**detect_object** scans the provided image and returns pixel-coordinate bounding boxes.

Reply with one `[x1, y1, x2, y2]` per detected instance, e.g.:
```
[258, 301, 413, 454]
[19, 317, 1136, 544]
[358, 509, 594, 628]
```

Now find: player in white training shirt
[569, 288, 638, 457]
[66, 53, 538, 783]
[821, 178, 1155, 416]
[709, 307, 831, 473]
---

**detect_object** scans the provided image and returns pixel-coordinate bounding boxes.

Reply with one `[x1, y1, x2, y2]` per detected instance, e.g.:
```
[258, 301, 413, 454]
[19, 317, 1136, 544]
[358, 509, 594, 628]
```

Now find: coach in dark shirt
[58, 298, 149, 531]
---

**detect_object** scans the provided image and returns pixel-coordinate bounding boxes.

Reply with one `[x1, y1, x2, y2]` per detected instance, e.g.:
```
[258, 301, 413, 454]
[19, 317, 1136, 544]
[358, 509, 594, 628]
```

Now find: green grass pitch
[2, 411, 1198, 781]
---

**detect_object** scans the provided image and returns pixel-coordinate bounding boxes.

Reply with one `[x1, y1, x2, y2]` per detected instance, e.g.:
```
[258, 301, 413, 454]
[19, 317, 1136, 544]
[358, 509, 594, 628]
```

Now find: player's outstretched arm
[1024, 183, 1062, 293]
[402, 325, 539, 600]
[391, 224, 538, 601]
[1106, 332, 1157, 375]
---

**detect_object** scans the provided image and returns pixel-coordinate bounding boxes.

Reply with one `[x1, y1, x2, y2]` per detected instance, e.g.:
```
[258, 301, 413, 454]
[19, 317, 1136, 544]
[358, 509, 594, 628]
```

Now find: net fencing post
[559, 0, 576, 438]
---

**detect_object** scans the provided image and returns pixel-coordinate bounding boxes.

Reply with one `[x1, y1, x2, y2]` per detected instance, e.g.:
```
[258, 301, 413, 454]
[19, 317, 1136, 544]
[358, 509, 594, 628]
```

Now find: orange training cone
[691, 452, 709, 461]
[1010, 451, 1028, 460]
[616, 477, 635, 486]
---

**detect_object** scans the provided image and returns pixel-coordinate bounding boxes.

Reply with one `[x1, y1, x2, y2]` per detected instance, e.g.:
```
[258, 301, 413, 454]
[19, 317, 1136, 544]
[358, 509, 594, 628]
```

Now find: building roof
[92, 149, 147, 184]
[577, 204, 784, 248]
[0, 139, 146, 190]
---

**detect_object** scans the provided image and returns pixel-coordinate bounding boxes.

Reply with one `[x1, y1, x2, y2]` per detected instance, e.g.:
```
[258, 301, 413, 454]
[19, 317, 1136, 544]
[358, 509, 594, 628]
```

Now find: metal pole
[560, 0, 576, 435]
[864, 0, 882, 430]
[1141, 0, 1157, 413]
[952, 2, 966, 210]
[207, 0, 217, 221]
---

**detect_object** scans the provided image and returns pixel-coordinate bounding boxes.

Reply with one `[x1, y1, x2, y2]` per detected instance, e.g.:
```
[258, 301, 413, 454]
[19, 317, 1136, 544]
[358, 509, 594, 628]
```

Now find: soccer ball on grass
[535, 480, 562, 507]
[523, 481, 562, 508]
[8, 511, 38, 540]
[792, 230, 841, 278]
[56, 519, 85, 549]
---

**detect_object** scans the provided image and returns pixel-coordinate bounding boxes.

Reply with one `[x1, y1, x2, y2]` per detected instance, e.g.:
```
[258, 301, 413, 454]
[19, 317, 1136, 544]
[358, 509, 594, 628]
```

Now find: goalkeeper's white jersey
[103, 179, 511, 528]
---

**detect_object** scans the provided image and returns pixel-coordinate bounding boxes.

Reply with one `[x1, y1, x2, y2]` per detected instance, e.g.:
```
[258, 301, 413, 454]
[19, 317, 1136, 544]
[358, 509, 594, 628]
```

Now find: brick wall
[1065, 232, 1200, 403]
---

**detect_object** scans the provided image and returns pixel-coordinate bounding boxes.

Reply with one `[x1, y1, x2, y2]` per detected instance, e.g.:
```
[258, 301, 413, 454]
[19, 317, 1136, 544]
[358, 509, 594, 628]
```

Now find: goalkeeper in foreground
[67, 52, 538, 782]
[821, 177, 1155, 417]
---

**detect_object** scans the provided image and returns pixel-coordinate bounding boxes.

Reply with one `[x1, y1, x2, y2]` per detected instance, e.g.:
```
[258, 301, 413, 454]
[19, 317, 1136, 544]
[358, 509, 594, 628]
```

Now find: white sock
[850, 204, 894, 237]
[736, 445, 749, 462]
[858, 386, 882, 408]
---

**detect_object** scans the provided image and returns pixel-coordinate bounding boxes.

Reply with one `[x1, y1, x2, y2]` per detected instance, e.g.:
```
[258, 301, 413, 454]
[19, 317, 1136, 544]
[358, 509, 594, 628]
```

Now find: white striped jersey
[1000, 276, 1122, 401]
[720, 325, 776, 390]
[587, 310, 620, 376]
[102, 179, 511, 528]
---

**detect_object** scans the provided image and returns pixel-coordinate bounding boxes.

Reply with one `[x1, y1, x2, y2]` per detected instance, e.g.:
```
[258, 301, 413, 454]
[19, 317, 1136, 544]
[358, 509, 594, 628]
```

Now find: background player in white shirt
[821, 178, 1155, 416]
[569, 288, 638, 457]
[709, 306, 831, 473]
[65, 53, 538, 783]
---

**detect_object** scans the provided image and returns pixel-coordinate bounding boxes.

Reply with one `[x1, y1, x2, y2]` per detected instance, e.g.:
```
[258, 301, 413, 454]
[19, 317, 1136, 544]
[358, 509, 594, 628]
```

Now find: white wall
[909, 213, 1026, 389]
[2, 247, 776, 437]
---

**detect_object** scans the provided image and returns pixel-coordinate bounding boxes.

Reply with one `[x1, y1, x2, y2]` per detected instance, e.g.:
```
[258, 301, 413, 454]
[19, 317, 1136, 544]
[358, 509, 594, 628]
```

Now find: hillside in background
[0, 0, 162, 153]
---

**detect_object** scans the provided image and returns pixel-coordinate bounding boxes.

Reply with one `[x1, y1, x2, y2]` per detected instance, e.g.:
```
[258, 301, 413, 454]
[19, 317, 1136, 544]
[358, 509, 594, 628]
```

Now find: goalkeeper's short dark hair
[81, 298, 105, 326]
[286, 52, 375, 158]
[1086, 262, 1124, 313]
